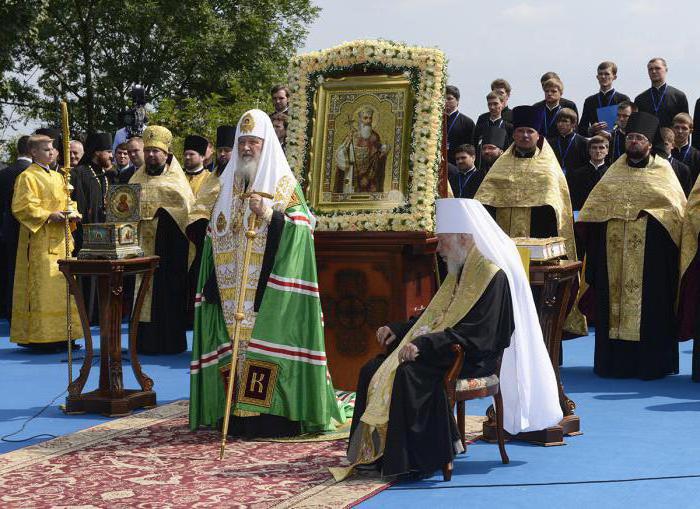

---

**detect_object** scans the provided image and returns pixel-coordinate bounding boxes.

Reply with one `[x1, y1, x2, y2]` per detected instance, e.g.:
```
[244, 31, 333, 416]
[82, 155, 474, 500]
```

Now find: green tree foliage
[3, 0, 318, 135]
[150, 79, 272, 158]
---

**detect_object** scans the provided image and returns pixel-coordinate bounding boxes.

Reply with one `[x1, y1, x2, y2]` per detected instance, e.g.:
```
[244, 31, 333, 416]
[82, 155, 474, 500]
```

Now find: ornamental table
[483, 259, 583, 446]
[58, 256, 159, 416]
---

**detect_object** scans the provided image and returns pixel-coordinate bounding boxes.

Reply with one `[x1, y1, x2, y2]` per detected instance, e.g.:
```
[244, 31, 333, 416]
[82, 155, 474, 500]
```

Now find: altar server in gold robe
[129, 126, 196, 354]
[474, 105, 586, 335]
[578, 112, 686, 380]
[10, 135, 82, 349]
[675, 173, 699, 381]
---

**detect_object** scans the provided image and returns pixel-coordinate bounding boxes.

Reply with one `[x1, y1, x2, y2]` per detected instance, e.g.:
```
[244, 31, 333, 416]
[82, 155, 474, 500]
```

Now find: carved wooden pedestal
[315, 231, 438, 391]
[483, 260, 582, 446]
[58, 257, 160, 417]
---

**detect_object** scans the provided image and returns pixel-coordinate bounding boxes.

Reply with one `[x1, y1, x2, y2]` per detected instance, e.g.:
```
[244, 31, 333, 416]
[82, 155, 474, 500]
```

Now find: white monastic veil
[210, 109, 297, 238]
[436, 199, 563, 434]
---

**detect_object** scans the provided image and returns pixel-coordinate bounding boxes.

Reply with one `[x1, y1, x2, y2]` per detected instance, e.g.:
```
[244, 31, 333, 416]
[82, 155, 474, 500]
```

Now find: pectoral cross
[622, 200, 634, 221]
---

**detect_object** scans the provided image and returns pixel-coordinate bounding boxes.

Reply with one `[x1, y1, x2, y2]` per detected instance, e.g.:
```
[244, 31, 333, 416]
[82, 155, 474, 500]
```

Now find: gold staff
[60, 101, 77, 385]
[219, 191, 274, 460]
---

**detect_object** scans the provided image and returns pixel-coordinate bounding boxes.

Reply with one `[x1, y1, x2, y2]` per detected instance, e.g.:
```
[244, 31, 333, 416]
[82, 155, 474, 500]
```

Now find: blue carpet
[1, 320, 699, 508]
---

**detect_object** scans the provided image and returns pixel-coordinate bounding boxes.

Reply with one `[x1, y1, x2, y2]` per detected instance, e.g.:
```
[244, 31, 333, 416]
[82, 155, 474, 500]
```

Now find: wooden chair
[441, 344, 509, 481]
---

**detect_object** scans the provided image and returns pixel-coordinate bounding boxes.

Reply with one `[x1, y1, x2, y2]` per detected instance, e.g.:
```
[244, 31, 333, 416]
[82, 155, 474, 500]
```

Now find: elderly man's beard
[444, 243, 468, 276]
[236, 153, 260, 186]
[358, 123, 373, 139]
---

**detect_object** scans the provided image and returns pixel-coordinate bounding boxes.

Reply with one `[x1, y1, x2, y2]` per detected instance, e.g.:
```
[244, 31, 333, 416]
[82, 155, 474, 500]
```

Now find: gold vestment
[10, 164, 81, 343]
[578, 154, 686, 340]
[475, 140, 585, 333]
[129, 157, 196, 321]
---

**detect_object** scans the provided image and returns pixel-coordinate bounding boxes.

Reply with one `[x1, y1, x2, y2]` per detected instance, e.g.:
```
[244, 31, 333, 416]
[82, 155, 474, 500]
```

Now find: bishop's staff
[219, 191, 274, 460]
[60, 101, 77, 385]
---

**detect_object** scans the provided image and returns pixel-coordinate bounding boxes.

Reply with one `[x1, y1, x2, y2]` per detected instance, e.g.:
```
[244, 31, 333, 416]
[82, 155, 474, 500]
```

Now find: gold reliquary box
[512, 237, 567, 262]
[77, 184, 144, 260]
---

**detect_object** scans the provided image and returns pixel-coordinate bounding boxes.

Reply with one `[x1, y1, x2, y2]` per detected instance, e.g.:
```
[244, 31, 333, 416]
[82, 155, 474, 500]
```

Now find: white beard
[358, 123, 373, 139]
[236, 155, 259, 186]
[445, 242, 468, 276]
[446, 261, 464, 276]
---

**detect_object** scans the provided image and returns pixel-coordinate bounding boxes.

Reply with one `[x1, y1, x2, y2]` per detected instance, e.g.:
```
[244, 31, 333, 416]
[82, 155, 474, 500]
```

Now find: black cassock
[136, 208, 190, 354]
[71, 163, 118, 322]
[668, 156, 693, 197]
[447, 164, 487, 199]
[567, 162, 608, 211]
[484, 204, 558, 238]
[672, 144, 700, 186]
[577, 89, 631, 136]
[0, 158, 32, 320]
[547, 132, 589, 175]
[351, 271, 514, 478]
[634, 84, 688, 128]
[445, 111, 475, 164]
[579, 215, 679, 380]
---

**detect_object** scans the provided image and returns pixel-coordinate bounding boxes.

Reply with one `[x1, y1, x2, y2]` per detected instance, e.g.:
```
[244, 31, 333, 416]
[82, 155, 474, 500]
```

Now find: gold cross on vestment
[622, 200, 634, 220]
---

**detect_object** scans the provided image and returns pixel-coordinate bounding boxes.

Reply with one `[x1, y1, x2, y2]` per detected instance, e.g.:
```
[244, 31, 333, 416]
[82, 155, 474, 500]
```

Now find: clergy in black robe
[447, 144, 485, 199]
[490, 79, 513, 123]
[578, 62, 630, 136]
[445, 85, 475, 164]
[659, 127, 693, 196]
[678, 178, 700, 381]
[129, 126, 195, 354]
[567, 135, 609, 211]
[183, 134, 214, 327]
[473, 92, 513, 148]
[606, 101, 636, 164]
[214, 125, 236, 176]
[71, 132, 114, 253]
[547, 108, 589, 175]
[634, 58, 688, 128]
[477, 126, 508, 173]
[577, 112, 686, 380]
[0, 136, 32, 321]
[348, 238, 514, 478]
[671, 113, 700, 186]
[533, 77, 578, 138]
[578, 88, 631, 136]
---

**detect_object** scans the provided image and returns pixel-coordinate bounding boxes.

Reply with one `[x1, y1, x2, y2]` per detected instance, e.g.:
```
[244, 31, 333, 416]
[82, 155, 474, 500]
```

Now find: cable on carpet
[1, 355, 101, 443]
[0, 389, 66, 443]
[389, 473, 700, 490]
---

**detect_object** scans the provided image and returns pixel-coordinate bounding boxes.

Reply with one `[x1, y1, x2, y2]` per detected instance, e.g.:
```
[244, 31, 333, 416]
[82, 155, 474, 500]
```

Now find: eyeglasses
[625, 134, 648, 142]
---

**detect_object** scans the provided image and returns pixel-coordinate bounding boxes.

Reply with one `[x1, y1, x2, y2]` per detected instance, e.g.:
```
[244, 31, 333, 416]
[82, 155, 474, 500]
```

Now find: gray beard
[236, 156, 258, 186]
[358, 124, 373, 139]
[446, 261, 464, 276]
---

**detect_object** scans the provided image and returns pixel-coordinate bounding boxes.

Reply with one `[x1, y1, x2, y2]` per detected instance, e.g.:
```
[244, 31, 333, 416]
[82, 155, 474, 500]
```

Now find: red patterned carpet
[0, 401, 391, 508]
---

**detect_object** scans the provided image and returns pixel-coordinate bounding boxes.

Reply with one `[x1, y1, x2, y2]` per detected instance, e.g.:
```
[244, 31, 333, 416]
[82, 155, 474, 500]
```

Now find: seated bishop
[189, 109, 346, 437]
[334, 199, 562, 480]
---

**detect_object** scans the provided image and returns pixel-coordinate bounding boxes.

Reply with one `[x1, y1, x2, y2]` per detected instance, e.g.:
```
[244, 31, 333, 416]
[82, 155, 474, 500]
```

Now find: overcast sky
[301, 0, 700, 119]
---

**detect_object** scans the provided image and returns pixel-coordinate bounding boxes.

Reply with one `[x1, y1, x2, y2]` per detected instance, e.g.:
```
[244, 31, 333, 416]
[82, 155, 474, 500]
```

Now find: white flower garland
[286, 40, 446, 232]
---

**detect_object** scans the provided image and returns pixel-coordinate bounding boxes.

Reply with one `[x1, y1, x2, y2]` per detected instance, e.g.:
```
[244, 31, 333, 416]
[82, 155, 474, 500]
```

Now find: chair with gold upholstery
[441, 343, 509, 481]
